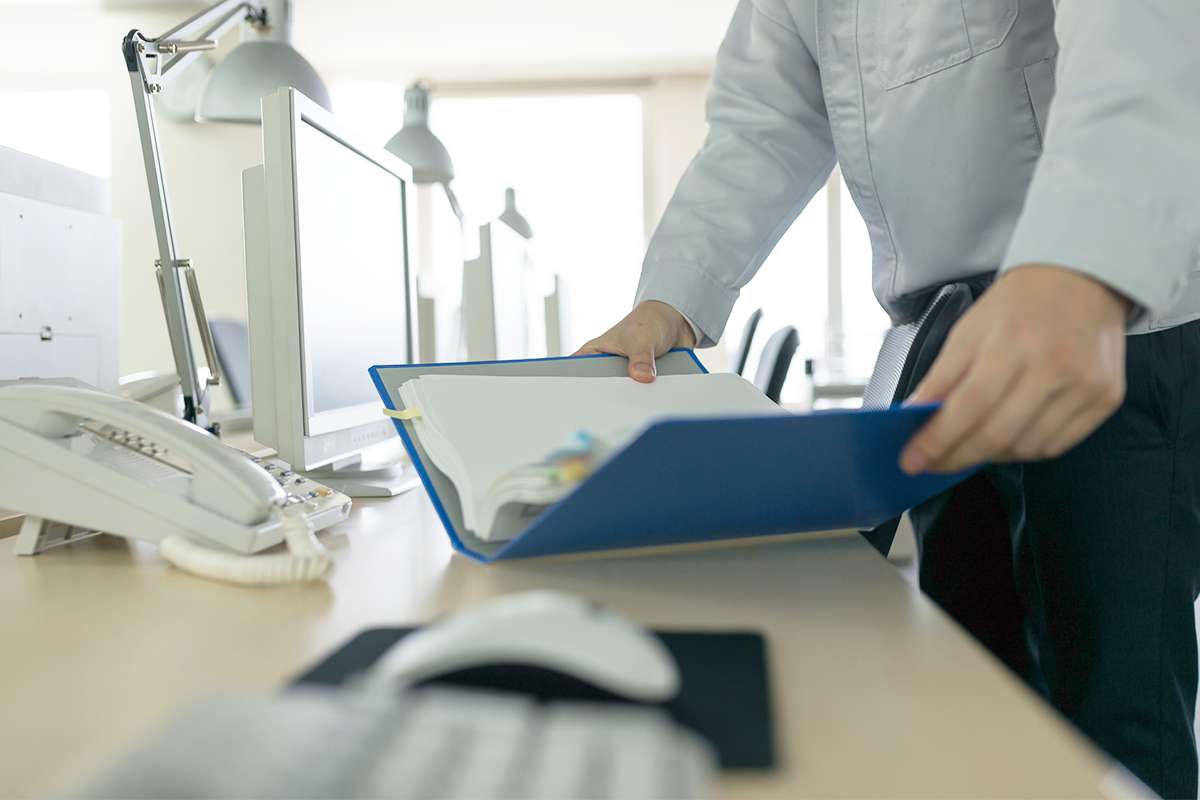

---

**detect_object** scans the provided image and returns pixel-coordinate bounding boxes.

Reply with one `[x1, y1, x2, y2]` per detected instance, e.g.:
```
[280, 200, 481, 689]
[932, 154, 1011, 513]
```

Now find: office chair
[859, 283, 973, 556]
[731, 308, 763, 377]
[208, 318, 253, 408]
[753, 326, 799, 404]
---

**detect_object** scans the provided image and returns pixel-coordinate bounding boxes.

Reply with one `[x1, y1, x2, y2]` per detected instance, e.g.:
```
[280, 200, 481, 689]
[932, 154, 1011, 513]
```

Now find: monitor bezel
[257, 87, 419, 469]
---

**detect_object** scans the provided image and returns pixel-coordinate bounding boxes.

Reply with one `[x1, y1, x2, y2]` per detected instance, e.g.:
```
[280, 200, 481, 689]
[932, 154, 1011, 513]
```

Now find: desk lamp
[122, 0, 329, 430]
[499, 187, 533, 239]
[385, 82, 464, 222]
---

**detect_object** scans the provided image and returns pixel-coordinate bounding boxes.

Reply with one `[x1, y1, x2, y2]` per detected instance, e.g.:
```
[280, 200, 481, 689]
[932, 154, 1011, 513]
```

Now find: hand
[899, 265, 1129, 475]
[573, 301, 697, 383]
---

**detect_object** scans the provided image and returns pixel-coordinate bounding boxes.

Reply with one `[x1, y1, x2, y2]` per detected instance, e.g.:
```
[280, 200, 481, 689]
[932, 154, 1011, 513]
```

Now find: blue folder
[370, 351, 972, 563]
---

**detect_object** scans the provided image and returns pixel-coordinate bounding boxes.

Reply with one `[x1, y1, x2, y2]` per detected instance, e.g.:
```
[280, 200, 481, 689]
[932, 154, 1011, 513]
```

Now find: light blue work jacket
[636, 0, 1200, 345]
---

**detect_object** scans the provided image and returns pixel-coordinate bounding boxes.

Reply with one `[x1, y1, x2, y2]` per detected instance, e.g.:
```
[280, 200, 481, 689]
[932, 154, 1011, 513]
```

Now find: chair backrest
[753, 326, 799, 404]
[208, 318, 253, 408]
[731, 308, 763, 377]
[861, 283, 973, 411]
[858, 283, 974, 557]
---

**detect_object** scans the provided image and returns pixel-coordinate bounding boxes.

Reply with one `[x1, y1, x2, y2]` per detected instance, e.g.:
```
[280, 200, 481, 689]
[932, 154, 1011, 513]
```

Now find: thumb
[628, 347, 657, 383]
[627, 321, 666, 383]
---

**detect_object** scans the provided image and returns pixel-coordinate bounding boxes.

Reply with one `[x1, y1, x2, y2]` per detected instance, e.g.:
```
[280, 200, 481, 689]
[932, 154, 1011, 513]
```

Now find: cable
[159, 508, 335, 586]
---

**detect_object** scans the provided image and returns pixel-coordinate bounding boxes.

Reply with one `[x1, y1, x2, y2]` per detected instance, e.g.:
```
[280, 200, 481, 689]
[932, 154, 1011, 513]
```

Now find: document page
[400, 373, 787, 540]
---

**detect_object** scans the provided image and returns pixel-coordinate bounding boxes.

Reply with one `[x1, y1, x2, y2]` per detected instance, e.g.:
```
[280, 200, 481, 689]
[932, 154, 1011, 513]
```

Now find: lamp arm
[123, 1, 267, 92]
[121, 0, 260, 430]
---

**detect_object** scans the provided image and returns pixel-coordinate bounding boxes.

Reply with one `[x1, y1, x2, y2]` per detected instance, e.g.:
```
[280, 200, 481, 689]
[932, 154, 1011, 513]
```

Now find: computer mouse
[365, 591, 680, 703]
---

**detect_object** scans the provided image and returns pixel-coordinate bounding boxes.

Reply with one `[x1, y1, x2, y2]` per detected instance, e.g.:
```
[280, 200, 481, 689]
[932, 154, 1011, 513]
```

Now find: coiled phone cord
[158, 508, 335, 585]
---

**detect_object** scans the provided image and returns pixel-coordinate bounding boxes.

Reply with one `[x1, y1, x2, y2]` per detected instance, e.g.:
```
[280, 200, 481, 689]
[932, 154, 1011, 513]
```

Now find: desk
[0, 488, 1125, 798]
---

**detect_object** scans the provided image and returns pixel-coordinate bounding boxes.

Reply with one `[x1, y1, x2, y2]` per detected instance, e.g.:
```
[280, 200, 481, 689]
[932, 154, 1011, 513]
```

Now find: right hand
[573, 301, 697, 383]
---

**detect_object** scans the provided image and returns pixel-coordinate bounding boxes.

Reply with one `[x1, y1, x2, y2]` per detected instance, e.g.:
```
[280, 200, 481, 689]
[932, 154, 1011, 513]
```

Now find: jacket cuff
[1001, 188, 1200, 318]
[635, 260, 738, 349]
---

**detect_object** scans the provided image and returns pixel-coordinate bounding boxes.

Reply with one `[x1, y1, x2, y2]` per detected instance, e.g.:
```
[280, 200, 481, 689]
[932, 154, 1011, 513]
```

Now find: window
[727, 167, 890, 404]
[0, 90, 110, 178]
[332, 86, 644, 354]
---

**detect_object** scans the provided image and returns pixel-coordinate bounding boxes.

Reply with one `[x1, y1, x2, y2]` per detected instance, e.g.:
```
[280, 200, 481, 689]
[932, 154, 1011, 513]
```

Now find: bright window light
[728, 186, 829, 386]
[727, 171, 889, 395]
[333, 86, 644, 352]
[0, 91, 111, 178]
[839, 176, 891, 379]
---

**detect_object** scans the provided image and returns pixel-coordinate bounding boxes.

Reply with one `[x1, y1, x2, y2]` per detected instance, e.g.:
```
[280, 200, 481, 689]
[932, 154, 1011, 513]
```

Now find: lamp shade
[384, 84, 455, 184]
[196, 40, 330, 123]
[498, 187, 533, 239]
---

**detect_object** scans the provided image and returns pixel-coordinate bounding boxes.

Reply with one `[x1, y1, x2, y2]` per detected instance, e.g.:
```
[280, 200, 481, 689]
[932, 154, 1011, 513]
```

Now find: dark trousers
[909, 320, 1200, 799]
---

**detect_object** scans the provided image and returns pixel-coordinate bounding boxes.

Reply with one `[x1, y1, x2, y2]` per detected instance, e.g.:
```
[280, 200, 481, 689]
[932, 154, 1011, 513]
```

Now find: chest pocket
[875, 0, 1018, 90]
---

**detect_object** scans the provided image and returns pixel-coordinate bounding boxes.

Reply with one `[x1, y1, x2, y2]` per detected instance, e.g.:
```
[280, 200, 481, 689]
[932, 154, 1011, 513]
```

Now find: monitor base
[301, 461, 421, 497]
[301, 439, 421, 497]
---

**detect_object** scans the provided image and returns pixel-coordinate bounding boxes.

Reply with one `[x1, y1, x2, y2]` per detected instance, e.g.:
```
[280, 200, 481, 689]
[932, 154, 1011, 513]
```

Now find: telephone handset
[0, 381, 335, 584]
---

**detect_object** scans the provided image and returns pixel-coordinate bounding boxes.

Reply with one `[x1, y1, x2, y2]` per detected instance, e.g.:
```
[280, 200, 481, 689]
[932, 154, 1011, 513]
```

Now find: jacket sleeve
[1000, 0, 1200, 318]
[634, 0, 836, 347]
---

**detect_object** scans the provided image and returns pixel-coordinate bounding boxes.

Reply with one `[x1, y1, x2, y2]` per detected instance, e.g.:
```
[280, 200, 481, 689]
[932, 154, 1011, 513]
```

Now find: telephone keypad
[237, 451, 352, 533]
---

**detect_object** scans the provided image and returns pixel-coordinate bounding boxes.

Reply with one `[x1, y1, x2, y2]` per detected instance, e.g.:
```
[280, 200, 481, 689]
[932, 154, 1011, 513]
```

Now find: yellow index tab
[383, 406, 421, 420]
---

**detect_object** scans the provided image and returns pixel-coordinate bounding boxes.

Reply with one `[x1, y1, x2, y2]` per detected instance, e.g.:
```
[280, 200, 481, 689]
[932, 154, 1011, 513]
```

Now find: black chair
[731, 308, 763, 377]
[208, 318, 252, 409]
[753, 326, 799, 404]
[860, 283, 973, 555]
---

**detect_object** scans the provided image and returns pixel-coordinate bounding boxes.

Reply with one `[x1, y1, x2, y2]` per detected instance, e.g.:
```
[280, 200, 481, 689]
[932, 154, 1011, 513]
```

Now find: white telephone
[0, 380, 341, 585]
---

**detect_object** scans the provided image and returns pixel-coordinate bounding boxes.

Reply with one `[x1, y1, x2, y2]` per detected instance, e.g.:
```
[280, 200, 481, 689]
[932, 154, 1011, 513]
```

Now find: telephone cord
[158, 508, 335, 586]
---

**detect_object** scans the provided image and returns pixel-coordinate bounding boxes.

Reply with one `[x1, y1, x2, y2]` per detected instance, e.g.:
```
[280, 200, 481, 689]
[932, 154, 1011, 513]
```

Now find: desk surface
[0, 487, 1124, 798]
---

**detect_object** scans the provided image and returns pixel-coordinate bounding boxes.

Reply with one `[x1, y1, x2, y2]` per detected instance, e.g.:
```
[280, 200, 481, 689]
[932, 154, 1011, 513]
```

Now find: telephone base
[15, 515, 104, 556]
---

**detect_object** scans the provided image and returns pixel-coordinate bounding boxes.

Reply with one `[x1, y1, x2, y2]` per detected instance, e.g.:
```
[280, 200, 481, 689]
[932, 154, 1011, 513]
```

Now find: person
[576, 1, 1200, 796]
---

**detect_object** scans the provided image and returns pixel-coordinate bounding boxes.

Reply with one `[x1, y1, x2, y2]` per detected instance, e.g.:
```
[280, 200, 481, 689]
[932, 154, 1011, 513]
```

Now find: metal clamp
[159, 40, 217, 54]
[155, 259, 222, 391]
[183, 263, 222, 388]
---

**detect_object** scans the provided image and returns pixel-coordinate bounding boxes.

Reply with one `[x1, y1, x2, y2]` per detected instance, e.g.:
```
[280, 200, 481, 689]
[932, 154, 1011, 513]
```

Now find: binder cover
[370, 351, 972, 562]
[293, 627, 774, 769]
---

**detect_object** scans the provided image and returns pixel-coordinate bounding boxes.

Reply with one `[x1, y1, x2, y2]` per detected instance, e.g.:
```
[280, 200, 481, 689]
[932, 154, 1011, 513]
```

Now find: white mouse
[365, 591, 680, 703]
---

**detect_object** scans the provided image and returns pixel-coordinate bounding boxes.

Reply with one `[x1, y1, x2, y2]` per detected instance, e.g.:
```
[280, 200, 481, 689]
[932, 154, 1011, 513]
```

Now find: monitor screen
[293, 119, 409, 418]
[490, 223, 529, 361]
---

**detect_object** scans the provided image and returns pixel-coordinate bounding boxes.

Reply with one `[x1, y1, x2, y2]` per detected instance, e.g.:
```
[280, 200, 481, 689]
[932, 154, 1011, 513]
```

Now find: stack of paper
[398, 373, 787, 541]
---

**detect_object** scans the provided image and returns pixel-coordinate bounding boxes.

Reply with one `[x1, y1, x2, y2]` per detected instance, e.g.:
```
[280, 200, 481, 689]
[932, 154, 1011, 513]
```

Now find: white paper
[400, 373, 787, 541]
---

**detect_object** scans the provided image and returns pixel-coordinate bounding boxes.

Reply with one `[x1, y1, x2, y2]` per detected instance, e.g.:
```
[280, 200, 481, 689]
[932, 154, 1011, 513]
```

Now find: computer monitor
[242, 87, 420, 497]
[463, 221, 531, 362]
[544, 274, 571, 358]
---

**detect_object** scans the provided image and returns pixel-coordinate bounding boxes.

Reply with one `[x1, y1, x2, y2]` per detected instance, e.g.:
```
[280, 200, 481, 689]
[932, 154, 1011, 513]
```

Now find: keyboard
[79, 686, 717, 799]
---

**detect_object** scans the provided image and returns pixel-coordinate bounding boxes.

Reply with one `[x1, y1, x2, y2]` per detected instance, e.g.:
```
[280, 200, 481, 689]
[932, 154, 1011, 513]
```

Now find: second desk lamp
[385, 82, 464, 223]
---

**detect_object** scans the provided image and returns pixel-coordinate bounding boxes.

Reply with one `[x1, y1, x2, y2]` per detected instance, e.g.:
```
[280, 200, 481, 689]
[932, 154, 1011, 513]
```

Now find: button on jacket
[636, 0, 1200, 346]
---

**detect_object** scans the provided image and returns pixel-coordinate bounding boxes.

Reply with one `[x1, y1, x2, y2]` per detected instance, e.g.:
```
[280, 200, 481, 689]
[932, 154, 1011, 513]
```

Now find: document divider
[370, 351, 973, 563]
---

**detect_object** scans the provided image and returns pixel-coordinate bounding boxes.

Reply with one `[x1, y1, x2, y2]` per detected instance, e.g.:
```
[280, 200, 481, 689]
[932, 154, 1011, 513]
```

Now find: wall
[0, 4, 721, 378]
[0, 5, 265, 381]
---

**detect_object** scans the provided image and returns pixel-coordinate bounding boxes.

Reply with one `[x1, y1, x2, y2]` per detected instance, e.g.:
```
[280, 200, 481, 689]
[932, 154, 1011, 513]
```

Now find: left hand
[899, 265, 1130, 475]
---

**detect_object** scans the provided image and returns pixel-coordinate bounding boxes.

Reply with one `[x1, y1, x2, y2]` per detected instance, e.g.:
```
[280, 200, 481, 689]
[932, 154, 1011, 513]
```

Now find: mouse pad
[292, 628, 774, 770]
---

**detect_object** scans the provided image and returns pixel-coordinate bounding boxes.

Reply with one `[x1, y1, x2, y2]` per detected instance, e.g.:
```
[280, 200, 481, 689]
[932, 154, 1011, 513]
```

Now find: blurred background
[0, 0, 888, 405]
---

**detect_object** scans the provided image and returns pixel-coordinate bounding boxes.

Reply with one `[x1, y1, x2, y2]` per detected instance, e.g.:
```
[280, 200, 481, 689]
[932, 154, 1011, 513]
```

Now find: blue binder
[370, 351, 973, 563]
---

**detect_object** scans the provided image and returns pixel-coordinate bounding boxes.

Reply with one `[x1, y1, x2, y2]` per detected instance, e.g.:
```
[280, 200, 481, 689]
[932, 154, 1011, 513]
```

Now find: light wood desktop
[0, 479, 1133, 798]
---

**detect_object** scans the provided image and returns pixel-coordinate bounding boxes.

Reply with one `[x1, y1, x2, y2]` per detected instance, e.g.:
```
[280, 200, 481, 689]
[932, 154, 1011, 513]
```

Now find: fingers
[922, 370, 1064, 472]
[572, 331, 658, 382]
[905, 326, 977, 406]
[573, 339, 623, 357]
[899, 267, 1129, 476]
[899, 341, 1024, 474]
[571, 301, 694, 382]
[1028, 371, 1125, 458]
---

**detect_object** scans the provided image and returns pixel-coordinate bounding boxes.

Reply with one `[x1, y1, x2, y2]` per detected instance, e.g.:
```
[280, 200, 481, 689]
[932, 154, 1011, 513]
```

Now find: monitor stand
[301, 440, 421, 497]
